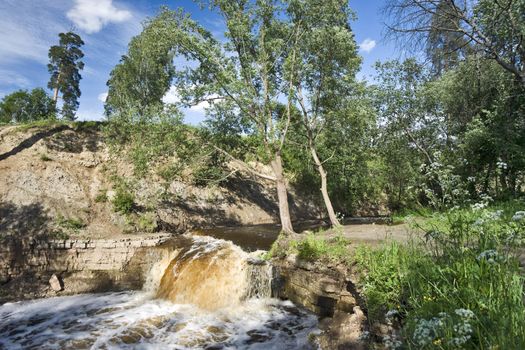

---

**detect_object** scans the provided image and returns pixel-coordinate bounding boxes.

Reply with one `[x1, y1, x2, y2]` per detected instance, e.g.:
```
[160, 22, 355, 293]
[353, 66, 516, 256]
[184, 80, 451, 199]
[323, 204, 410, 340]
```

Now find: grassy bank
[269, 200, 525, 349]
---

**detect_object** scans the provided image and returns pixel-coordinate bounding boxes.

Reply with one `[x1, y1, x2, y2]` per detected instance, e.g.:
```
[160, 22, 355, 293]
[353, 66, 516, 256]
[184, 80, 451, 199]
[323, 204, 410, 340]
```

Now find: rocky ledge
[273, 256, 368, 350]
[0, 233, 177, 303]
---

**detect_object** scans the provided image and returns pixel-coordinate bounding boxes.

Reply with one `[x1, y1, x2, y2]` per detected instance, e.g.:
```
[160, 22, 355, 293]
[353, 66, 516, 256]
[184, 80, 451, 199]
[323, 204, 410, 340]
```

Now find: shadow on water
[195, 217, 392, 252]
[194, 221, 328, 252]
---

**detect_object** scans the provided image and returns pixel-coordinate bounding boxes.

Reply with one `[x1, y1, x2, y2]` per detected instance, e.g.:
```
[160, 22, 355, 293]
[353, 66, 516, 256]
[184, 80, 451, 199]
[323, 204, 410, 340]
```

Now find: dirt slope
[0, 123, 319, 239]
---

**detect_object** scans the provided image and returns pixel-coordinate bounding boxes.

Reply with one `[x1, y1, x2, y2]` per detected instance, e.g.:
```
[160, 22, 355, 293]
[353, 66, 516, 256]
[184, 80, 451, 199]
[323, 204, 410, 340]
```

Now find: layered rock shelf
[0, 233, 176, 303]
[273, 256, 367, 349]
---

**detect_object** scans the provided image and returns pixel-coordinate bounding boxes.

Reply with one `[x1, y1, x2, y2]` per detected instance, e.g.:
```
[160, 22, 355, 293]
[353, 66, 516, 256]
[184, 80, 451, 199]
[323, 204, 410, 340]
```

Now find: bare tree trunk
[310, 145, 341, 227]
[52, 71, 61, 103]
[271, 152, 295, 235]
[52, 87, 59, 103]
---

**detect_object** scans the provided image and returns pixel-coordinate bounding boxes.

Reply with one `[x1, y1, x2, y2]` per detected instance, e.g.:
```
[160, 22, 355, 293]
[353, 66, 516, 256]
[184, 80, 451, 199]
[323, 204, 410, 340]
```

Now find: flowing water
[193, 221, 327, 252]
[0, 236, 319, 349]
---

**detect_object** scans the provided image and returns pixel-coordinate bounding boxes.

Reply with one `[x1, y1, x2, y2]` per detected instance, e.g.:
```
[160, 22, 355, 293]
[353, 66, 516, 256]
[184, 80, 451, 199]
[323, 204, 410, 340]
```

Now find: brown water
[156, 236, 270, 310]
[194, 221, 327, 251]
[0, 235, 318, 349]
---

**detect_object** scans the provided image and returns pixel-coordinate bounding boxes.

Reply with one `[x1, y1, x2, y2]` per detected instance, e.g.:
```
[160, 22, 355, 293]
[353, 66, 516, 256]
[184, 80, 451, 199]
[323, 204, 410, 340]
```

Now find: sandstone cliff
[0, 122, 319, 240]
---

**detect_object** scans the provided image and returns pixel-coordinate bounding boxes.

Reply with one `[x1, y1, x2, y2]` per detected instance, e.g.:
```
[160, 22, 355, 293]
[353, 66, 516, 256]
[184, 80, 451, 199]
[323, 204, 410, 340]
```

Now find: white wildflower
[454, 309, 475, 319]
[358, 331, 370, 341]
[383, 335, 402, 349]
[486, 210, 503, 220]
[412, 317, 443, 346]
[477, 250, 501, 264]
[512, 211, 525, 221]
[496, 161, 508, 170]
[471, 202, 487, 210]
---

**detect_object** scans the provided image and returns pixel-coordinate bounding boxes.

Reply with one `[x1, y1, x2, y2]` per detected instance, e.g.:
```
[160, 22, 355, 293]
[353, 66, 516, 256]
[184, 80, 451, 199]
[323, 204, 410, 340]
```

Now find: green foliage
[137, 212, 157, 233]
[105, 7, 209, 115]
[56, 216, 85, 231]
[0, 88, 56, 123]
[48, 31, 85, 120]
[291, 233, 351, 263]
[158, 162, 183, 182]
[94, 189, 108, 203]
[355, 203, 525, 349]
[105, 104, 186, 176]
[355, 242, 423, 321]
[40, 154, 52, 162]
[112, 186, 135, 214]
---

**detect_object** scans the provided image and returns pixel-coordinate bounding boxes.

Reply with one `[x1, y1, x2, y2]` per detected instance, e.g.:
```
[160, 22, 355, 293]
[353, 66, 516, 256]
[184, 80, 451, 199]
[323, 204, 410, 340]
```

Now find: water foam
[0, 235, 319, 349]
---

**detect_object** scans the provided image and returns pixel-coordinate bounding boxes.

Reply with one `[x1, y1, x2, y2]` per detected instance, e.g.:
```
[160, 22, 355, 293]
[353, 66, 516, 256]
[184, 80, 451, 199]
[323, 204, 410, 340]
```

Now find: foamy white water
[0, 236, 319, 349]
[0, 292, 318, 349]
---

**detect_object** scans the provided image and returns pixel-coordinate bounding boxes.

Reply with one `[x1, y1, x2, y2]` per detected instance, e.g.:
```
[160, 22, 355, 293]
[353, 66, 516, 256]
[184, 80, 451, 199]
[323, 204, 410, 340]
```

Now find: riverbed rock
[272, 256, 368, 350]
[49, 274, 63, 291]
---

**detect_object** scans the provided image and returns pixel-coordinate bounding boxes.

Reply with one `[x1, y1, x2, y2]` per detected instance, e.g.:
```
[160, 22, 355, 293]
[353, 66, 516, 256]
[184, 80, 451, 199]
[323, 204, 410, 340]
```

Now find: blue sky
[0, 0, 397, 124]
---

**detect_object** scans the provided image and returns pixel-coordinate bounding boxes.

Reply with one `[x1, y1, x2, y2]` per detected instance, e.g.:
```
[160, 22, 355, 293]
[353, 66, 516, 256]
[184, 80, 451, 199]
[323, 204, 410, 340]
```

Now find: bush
[355, 203, 525, 349]
[137, 212, 157, 232]
[56, 216, 85, 230]
[158, 162, 183, 181]
[94, 189, 108, 203]
[40, 154, 52, 162]
[112, 187, 135, 214]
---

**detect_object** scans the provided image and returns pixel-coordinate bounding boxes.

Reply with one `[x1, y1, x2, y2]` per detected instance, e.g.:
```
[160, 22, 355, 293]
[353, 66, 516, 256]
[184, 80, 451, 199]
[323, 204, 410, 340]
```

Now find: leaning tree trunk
[271, 152, 295, 235]
[310, 145, 341, 227]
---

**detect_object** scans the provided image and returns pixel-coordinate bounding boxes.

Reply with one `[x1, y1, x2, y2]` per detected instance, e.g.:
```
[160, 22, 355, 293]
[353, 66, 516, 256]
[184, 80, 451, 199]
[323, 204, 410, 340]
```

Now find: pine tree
[48, 31, 85, 120]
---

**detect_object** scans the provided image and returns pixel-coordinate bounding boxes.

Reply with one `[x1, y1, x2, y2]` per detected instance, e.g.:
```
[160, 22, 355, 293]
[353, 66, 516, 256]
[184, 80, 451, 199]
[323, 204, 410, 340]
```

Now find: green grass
[391, 206, 434, 225]
[56, 216, 85, 231]
[291, 233, 350, 262]
[94, 189, 108, 203]
[40, 154, 52, 161]
[266, 230, 351, 263]
[112, 187, 135, 214]
[15, 119, 64, 131]
[355, 201, 525, 349]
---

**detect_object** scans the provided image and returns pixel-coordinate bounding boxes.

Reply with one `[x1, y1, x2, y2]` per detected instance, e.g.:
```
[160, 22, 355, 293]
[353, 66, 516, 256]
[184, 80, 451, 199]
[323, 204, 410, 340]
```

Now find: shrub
[112, 187, 134, 214]
[355, 203, 525, 349]
[158, 162, 183, 181]
[137, 212, 157, 232]
[56, 216, 85, 230]
[40, 154, 52, 161]
[94, 189, 108, 203]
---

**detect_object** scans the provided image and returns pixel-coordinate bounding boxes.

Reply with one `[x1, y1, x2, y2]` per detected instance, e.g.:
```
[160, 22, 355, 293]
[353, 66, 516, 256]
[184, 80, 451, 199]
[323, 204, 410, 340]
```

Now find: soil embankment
[0, 123, 319, 240]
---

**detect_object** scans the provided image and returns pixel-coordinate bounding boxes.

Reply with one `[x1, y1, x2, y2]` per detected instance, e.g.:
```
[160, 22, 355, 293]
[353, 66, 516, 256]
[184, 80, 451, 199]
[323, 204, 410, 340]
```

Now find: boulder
[49, 274, 63, 292]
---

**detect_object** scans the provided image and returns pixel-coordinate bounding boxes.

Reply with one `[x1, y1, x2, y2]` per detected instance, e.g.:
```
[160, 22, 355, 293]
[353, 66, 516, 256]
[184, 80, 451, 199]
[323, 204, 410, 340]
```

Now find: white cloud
[0, 1, 67, 64]
[67, 0, 132, 34]
[97, 92, 108, 102]
[0, 70, 31, 88]
[162, 86, 181, 105]
[359, 38, 376, 53]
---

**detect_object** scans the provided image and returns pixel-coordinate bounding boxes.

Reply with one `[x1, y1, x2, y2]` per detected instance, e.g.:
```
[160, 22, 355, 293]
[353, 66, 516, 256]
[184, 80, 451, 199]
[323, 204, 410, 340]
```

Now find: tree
[48, 31, 85, 120]
[426, 0, 467, 75]
[384, 0, 525, 86]
[373, 59, 444, 208]
[0, 88, 56, 124]
[287, 0, 361, 227]
[175, 1, 300, 234]
[106, 9, 182, 115]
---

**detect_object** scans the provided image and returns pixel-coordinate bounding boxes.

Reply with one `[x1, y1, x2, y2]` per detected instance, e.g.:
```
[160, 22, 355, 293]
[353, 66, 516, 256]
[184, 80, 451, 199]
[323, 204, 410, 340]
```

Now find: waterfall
[154, 236, 272, 310]
[0, 235, 320, 349]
